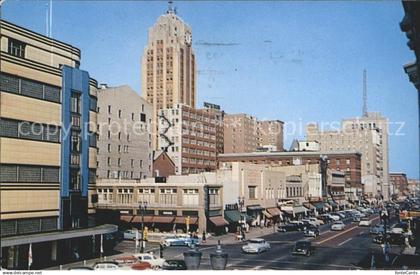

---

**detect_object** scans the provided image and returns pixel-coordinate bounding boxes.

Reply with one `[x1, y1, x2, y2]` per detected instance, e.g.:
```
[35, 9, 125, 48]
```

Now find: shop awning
[174, 216, 198, 225]
[247, 205, 264, 211]
[266, 207, 282, 216]
[153, 216, 175, 223]
[209, 216, 229, 227]
[303, 203, 315, 210]
[224, 210, 241, 223]
[121, 215, 134, 223]
[262, 210, 273, 219]
[131, 215, 155, 223]
[293, 206, 308, 214]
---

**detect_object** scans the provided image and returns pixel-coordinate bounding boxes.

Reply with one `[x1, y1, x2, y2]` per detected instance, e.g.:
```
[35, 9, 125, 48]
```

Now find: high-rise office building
[141, 5, 196, 150]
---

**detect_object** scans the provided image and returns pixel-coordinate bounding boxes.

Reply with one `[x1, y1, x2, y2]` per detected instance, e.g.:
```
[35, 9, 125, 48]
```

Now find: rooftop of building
[219, 150, 362, 158]
[1, 19, 81, 56]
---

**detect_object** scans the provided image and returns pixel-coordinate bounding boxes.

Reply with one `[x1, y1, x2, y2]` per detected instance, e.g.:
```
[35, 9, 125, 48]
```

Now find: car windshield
[249, 240, 263, 244]
[296, 242, 310, 248]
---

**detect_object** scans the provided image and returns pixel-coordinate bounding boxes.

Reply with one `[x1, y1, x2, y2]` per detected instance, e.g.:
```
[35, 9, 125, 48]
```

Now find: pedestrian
[159, 243, 164, 258]
[202, 231, 206, 243]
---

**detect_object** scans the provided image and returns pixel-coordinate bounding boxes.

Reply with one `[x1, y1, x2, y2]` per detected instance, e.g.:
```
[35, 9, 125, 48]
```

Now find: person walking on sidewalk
[202, 231, 207, 243]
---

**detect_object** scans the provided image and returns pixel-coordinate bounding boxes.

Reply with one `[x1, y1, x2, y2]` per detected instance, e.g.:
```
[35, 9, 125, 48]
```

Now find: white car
[133, 253, 166, 268]
[241, 238, 271, 254]
[163, 236, 200, 247]
[123, 229, 138, 240]
[329, 214, 341, 221]
[331, 221, 345, 231]
[359, 218, 372, 227]
[93, 262, 120, 270]
[308, 217, 323, 226]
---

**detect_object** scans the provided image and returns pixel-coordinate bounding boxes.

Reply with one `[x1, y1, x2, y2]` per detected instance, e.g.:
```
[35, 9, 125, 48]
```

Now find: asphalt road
[156, 214, 398, 270]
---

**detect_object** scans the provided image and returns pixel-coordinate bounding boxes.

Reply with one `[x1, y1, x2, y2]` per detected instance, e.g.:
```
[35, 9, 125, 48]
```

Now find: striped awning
[131, 215, 155, 223]
[153, 216, 175, 223]
[121, 215, 134, 223]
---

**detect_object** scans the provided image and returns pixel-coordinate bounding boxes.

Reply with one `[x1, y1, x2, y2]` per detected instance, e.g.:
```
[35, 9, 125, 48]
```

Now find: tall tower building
[141, 4, 196, 150]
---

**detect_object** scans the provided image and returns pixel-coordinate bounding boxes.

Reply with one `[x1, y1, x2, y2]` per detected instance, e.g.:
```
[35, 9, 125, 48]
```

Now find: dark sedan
[292, 241, 315, 257]
[162, 260, 187, 270]
[278, 223, 301, 232]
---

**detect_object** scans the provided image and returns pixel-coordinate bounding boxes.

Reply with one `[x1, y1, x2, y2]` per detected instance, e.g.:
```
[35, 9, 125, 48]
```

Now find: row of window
[1, 217, 58, 237]
[0, 118, 60, 142]
[0, 165, 60, 183]
[0, 73, 97, 111]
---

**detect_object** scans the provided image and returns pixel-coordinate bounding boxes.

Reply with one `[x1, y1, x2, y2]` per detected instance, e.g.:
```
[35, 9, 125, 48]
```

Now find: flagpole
[100, 234, 104, 259]
[28, 243, 33, 270]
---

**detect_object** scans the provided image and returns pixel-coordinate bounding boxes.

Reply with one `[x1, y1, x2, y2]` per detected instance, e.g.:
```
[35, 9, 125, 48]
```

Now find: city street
[156, 215, 382, 270]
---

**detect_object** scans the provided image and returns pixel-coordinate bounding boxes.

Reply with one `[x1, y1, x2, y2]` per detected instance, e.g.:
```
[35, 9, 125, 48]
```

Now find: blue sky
[2, 0, 419, 179]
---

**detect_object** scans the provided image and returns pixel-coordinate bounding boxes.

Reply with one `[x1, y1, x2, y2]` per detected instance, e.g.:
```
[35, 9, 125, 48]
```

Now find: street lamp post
[237, 196, 245, 241]
[139, 201, 148, 253]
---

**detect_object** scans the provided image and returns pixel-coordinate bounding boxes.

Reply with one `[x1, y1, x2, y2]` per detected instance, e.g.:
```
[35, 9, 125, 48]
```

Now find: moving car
[241, 238, 271, 254]
[278, 223, 301, 232]
[304, 226, 320, 237]
[68, 267, 94, 270]
[292, 241, 315, 257]
[163, 236, 200, 247]
[359, 218, 372, 227]
[331, 221, 345, 231]
[133, 253, 166, 268]
[162, 260, 187, 270]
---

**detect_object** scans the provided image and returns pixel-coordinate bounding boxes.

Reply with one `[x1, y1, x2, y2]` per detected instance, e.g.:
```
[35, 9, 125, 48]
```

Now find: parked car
[359, 218, 372, 227]
[123, 229, 138, 240]
[278, 223, 301, 232]
[162, 260, 187, 270]
[163, 236, 200, 247]
[241, 238, 271, 254]
[114, 256, 138, 266]
[331, 221, 345, 231]
[336, 212, 347, 219]
[304, 226, 320, 237]
[133, 253, 166, 269]
[319, 215, 333, 224]
[307, 217, 323, 226]
[353, 215, 361, 223]
[92, 261, 120, 270]
[292, 241, 315, 257]
[329, 214, 341, 221]
[131, 262, 152, 270]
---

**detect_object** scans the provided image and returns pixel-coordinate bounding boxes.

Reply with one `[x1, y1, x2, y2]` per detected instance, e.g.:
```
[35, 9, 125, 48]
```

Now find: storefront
[280, 205, 308, 220]
[208, 216, 229, 235]
[247, 205, 264, 226]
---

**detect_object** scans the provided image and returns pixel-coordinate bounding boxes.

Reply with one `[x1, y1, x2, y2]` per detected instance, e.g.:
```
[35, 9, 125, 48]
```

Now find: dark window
[43, 125, 60, 142]
[70, 169, 80, 190]
[44, 85, 61, 103]
[71, 131, 81, 152]
[70, 92, 81, 114]
[42, 167, 60, 182]
[89, 132, 97, 148]
[17, 219, 40, 234]
[19, 166, 42, 182]
[8, 38, 26, 58]
[19, 121, 42, 140]
[89, 97, 97, 112]
[0, 73, 19, 93]
[0, 119, 18, 137]
[89, 169, 96, 184]
[1, 220, 17, 237]
[41, 217, 58, 231]
[0, 165, 18, 182]
[21, 79, 43, 100]
[140, 113, 146, 122]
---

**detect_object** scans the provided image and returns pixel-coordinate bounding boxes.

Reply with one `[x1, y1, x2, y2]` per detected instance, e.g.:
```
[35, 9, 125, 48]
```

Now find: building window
[70, 92, 81, 114]
[346, 159, 350, 165]
[8, 38, 26, 58]
[183, 189, 199, 205]
[248, 186, 257, 199]
[118, 110, 122, 118]
[107, 144, 111, 152]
